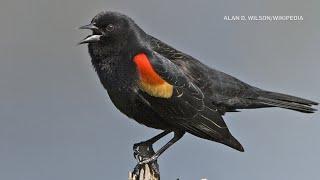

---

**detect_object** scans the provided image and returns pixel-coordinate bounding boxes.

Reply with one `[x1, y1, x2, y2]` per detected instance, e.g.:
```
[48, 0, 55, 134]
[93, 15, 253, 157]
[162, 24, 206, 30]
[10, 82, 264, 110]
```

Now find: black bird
[79, 11, 318, 163]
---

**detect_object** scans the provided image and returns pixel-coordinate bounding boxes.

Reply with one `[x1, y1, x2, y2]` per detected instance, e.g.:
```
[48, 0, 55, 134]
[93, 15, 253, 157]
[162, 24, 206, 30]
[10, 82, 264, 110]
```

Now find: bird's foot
[132, 142, 160, 175]
[133, 142, 154, 161]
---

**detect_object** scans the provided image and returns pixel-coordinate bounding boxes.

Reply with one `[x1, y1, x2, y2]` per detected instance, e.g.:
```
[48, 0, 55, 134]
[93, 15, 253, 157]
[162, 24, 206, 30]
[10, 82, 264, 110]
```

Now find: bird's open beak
[78, 35, 102, 44]
[78, 23, 102, 44]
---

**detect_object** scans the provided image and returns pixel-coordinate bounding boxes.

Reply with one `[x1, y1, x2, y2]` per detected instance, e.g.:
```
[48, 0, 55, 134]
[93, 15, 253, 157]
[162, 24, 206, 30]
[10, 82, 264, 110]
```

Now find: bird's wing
[133, 51, 243, 151]
[149, 36, 262, 113]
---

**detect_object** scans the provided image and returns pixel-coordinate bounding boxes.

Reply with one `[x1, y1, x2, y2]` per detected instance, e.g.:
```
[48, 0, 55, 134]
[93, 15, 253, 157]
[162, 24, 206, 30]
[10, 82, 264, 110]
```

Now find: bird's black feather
[81, 11, 317, 154]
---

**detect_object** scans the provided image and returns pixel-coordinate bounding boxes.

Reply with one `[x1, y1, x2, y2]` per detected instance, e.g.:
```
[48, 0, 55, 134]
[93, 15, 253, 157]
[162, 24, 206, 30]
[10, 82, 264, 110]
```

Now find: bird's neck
[89, 42, 138, 88]
[88, 30, 150, 88]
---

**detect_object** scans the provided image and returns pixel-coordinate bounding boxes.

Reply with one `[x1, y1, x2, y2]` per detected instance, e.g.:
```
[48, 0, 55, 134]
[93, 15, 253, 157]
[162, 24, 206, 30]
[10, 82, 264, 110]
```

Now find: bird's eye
[106, 24, 115, 32]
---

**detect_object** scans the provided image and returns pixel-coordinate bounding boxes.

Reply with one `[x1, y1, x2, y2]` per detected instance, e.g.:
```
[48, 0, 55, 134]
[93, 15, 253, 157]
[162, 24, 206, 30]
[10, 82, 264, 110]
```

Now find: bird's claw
[132, 142, 157, 163]
[138, 155, 158, 164]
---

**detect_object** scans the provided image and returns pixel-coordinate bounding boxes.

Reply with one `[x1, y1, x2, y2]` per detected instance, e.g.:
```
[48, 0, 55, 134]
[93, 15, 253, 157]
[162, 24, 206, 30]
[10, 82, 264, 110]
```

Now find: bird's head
[79, 11, 146, 54]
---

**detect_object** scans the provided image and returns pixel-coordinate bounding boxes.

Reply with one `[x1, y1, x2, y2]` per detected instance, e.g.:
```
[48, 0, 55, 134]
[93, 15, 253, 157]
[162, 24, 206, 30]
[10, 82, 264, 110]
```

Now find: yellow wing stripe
[139, 80, 173, 98]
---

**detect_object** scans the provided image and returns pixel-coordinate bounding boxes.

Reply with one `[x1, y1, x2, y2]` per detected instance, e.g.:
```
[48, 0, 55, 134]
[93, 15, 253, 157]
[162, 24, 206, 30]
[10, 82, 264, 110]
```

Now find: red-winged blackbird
[79, 11, 318, 163]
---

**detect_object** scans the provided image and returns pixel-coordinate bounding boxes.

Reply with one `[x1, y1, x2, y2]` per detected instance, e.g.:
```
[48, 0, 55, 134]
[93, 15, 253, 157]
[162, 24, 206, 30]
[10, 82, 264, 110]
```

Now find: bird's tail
[256, 90, 318, 113]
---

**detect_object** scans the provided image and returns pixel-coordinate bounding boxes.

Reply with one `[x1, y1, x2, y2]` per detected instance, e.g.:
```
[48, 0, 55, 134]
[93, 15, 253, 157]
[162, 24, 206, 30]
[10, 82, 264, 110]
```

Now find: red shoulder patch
[133, 53, 165, 85]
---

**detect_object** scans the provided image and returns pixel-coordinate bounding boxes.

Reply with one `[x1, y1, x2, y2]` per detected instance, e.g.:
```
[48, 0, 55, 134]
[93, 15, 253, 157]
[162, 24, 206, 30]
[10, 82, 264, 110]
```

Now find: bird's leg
[139, 131, 185, 164]
[133, 130, 171, 160]
[135, 130, 171, 147]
